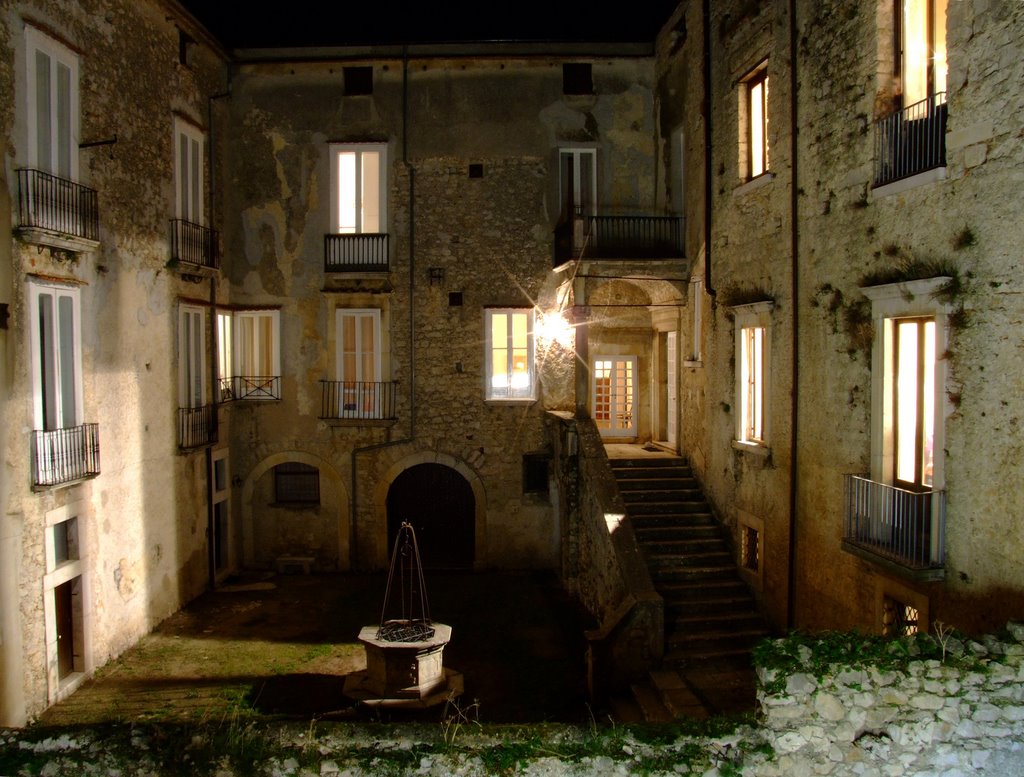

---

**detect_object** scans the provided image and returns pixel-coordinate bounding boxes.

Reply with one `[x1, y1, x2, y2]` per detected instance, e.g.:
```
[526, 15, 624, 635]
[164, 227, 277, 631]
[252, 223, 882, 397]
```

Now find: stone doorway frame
[374, 451, 487, 570]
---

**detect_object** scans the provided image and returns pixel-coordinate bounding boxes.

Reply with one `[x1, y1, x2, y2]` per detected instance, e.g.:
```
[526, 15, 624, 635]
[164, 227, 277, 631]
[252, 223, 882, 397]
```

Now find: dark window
[344, 66, 373, 96]
[563, 63, 593, 95]
[448, 291, 463, 307]
[274, 462, 320, 504]
[468, 163, 484, 178]
[741, 525, 759, 572]
[522, 452, 550, 495]
[178, 30, 195, 67]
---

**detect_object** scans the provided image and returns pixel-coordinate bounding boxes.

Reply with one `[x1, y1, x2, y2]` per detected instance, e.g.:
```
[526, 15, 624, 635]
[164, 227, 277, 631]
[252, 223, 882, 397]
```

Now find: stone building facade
[656, 0, 1024, 638]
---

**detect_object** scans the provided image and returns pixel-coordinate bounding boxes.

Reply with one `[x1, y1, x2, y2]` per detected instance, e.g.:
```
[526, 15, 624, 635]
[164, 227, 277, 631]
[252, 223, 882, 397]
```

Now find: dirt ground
[38, 571, 594, 727]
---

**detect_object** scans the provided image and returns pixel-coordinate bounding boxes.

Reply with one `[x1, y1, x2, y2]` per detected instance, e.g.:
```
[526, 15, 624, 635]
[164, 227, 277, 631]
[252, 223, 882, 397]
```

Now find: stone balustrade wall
[744, 623, 1024, 776]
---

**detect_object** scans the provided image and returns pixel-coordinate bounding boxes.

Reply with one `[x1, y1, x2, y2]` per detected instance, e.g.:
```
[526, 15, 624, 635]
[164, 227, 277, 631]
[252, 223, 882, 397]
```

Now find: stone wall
[750, 625, 1024, 776]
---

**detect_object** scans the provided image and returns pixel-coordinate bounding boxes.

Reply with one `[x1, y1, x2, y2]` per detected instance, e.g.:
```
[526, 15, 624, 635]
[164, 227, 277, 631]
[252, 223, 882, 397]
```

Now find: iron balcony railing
[178, 405, 217, 449]
[843, 474, 945, 570]
[218, 375, 281, 402]
[873, 92, 947, 187]
[32, 423, 101, 488]
[319, 380, 397, 420]
[324, 233, 390, 272]
[17, 168, 100, 242]
[170, 219, 219, 269]
[554, 214, 683, 265]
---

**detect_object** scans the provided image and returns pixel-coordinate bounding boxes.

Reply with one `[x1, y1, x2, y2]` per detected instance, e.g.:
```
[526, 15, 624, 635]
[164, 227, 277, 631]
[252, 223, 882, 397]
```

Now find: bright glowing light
[535, 311, 574, 349]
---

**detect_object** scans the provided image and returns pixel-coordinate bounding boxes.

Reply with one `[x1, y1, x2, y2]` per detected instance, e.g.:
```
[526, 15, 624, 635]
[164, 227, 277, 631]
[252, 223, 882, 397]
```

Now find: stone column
[572, 304, 590, 419]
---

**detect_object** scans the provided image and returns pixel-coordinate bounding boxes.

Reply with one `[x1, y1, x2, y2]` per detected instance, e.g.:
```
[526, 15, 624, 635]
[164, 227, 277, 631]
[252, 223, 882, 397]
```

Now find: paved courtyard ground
[39, 571, 594, 727]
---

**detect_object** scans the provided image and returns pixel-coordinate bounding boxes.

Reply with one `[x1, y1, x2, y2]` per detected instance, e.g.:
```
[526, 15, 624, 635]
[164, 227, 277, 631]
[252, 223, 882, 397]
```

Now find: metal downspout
[702, 0, 716, 299]
[786, 0, 801, 630]
[349, 47, 416, 570]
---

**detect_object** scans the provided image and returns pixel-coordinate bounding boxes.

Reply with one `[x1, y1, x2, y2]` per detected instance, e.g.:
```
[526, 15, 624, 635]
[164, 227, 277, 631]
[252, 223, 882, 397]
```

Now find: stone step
[649, 669, 709, 719]
[624, 501, 712, 516]
[650, 564, 739, 582]
[634, 524, 723, 542]
[629, 680, 674, 723]
[659, 578, 753, 601]
[666, 627, 769, 655]
[609, 458, 688, 470]
[640, 537, 729, 556]
[672, 610, 766, 633]
[616, 477, 700, 491]
[620, 488, 707, 503]
[664, 591, 757, 616]
[645, 550, 734, 569]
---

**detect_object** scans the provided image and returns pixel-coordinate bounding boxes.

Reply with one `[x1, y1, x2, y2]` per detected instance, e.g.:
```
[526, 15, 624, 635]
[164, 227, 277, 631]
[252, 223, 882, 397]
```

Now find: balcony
[16, 168, 100, 252]
[319, 380, 397, 421]
[554, 213, 683, 267]
[219, 375, 281, 402]
[170, 219, 219, 271]
[842, 474, 945, 580]
[873, 92, 947, 188]
[178, 405, 217, 449]
[32, 423, 100, 488]
[324, 233, 389, 273]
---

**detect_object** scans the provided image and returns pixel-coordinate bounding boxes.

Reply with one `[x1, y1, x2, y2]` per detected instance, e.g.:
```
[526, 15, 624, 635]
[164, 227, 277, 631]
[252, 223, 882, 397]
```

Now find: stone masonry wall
[750, 625, 1024, 776]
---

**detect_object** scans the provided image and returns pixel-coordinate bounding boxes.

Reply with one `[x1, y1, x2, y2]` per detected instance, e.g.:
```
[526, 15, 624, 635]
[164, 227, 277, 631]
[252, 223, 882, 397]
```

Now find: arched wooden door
[386, 463, 475, 569]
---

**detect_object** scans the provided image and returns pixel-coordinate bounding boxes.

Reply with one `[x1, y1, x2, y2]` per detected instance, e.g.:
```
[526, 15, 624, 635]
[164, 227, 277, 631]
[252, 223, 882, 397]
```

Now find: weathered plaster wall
[1, 0, 228, 721]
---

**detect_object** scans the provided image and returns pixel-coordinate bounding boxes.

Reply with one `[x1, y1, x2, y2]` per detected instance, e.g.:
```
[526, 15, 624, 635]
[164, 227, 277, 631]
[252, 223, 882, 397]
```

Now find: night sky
[179, 1, 681, 48]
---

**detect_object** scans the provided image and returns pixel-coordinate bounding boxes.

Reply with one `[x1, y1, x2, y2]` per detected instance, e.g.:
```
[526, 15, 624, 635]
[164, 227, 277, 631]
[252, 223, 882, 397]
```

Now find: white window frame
[179, 305, 206, 409]
[732, 301, 773, 450]
[592, 355, 638, 438]
[174, 117, 204, 224]
[217, 309, 281, 400]
[741, 63, 769, 180]
[25, 26, 79, 179]
[485, 308, 536, 402]
[559, 147, 597, 218]
[28, 281, 83, 432]
[861, 278, 951, 492]
[329, 143, 387, 235]
[336, 308, 382, 383]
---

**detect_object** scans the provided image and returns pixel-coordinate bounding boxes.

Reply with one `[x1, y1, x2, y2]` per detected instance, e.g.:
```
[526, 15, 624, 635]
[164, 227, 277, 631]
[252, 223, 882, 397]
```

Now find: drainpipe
[349, 46, 417, 571]
[786, 0, 801, 630]
[206, 83, 230, 589]
[702, 0, 716, 299]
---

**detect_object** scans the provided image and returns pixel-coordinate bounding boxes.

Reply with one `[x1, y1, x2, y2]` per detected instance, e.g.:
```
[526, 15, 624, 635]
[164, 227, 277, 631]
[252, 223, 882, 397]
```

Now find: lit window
[744, 65, 769, 179]
[732, 301, 773, 448]
[894, 318, 936, 488]
[486, 309, 535, 401]
[742, 326, 765, 443]
[330, 143, 386, 235]
[217, 310, 281, 400]
[898, 0, 947, 107]
[592, 356, 637, 437]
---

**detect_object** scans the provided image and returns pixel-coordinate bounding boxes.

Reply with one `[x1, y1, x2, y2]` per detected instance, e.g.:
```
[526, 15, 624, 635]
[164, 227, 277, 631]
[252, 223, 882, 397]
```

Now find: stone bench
[275, 556, 314, 575]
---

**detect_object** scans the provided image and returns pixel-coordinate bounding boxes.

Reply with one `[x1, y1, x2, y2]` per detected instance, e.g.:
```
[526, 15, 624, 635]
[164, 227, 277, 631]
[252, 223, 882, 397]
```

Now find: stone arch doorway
[386, 464, 474, 569]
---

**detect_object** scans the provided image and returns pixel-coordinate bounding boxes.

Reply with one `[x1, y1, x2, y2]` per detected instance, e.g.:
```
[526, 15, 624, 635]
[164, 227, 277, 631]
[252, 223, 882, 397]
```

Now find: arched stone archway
[241, 452, 349, 570]
[375, 452, 487, 570]
[386, 464, 474, 569]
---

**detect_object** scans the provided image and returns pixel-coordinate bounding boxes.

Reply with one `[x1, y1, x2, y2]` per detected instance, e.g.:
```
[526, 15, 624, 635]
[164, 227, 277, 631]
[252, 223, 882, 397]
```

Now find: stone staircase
[608, 454, 770, 721]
